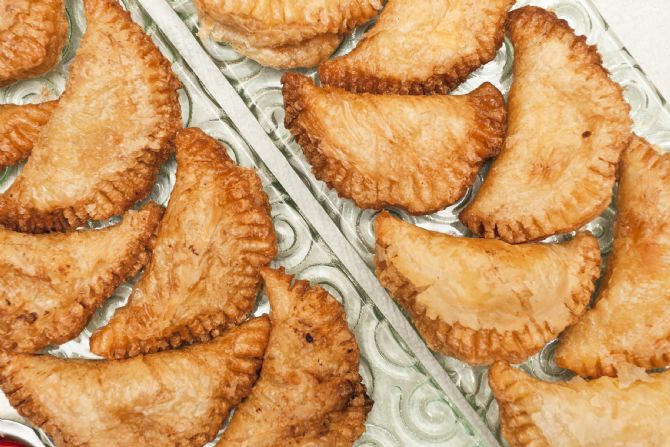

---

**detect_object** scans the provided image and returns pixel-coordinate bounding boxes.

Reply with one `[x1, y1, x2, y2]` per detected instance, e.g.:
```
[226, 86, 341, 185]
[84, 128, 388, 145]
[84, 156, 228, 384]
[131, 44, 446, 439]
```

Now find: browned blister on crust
[461, 6, 632, 244]
[0, 0, 68, 86]
[0, 202, 162, 353]
[0, 0, 182, 233]
[0, 317, 270, 447]
[195, 0, 381, 68]
[0, 101, 57, 168]
[283, 73, 506, 215]
[375, 212, 601, 365]
[319, 0, 515, 94]
[218, 268, 372, 447]
[489, 362, 670, 447]
[555, 137, 670, 377]
[90, 128, 277, 359]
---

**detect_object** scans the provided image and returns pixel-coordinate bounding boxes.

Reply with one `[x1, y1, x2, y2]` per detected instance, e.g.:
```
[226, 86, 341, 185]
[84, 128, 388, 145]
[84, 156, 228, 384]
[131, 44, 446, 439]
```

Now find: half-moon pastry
[375, 212, 601, 365]
[0, 0, 68, 86]
[0, 203, 162, 353]
[489, 362, 670, 447]
[0, 317, 270, 447]
[555, 137, 670, 377]
[460, 6, 632, 244]
[90, 128, 276, 359]
[194, 0, 381, 68]
[0, 0, 182, 233]
[283, 73, 506, 215]
[217, 268, 372, 446]
[0, 101, 57, 168]
[319, 0, 515, 94]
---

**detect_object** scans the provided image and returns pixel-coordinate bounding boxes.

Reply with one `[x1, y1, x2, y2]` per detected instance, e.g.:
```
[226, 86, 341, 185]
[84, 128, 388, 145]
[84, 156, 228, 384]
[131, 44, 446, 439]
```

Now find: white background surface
[592, 0, 670, 101]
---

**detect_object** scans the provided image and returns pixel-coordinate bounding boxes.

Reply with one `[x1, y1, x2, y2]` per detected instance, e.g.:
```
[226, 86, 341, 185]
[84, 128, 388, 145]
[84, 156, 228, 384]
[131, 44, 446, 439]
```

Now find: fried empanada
[217, 268, 372, 446]
[0, 203, 162, 353]
[0, 317, 270, 447]
[90, 128, 276, 359]
[554, 138, 670, 377]
[375, 212, 601, 365]
[283, 73, 506, 215]
[0, 0, 182, 233]
[318, 0, 515, 94]
[460, 7, 632, 244]
[0, 0, 68, 86]
[195, 0, 380, 68]
[489, 362, 670, 447]
[0, 101, 56, 168]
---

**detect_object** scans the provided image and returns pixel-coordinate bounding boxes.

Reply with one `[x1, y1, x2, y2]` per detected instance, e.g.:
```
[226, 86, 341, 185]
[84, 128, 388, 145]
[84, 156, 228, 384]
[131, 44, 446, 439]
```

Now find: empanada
[375, 212, 601, 365]
[460, 6, 632, 244]
[195, 0, 381, 68]
[319, 0, 515, 94]
[0, 0, 182, 233]
[0, 0, 68, 86]
[0, 101, 56, 168]
[489, 362, 670, 447]
[0, 317, 270, 447]
[555, 137, 670, 377]
[0, 203, 162, 353]
[217, 268, 372, 446]
[90, 128, 276, 359]
[283, 73, 506, 215]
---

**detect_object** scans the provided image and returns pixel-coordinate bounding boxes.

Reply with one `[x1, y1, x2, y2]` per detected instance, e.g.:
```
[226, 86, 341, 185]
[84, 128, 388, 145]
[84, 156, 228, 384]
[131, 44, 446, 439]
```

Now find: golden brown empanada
[0, 0, 68, 86]
[90, 128, 276, 359]
[0, 0, 182, 233]
[0, 317, 270, 447]
[555, 137, 670, 377]
[460, 6, 632, 244]
[283, 73, 506, 215]
[217, 268, 372, 446]
[375, 212, 601, 365]
[0, 101, 57, 168]
[489, 362, 670, 447]
[195, 0, 381, 68]
[0, 203, 162, 353]
[319, 0, 515, 94]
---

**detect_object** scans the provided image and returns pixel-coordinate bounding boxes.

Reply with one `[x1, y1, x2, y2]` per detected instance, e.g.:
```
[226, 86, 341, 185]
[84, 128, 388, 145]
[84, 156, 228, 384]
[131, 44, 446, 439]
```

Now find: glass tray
[1, 0, 668, 446]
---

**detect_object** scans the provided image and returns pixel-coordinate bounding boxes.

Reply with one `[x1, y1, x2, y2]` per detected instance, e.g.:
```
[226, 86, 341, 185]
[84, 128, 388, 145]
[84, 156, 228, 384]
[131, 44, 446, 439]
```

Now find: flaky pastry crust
[319, 0, 515, 94]
[236, 32, 343, 69]
[0, 203, 162, 353]
[0, 101, 57, 168]
[0, 317, 270, 447]
[555, 137, 670, 377]
[375, 212, 601, 365]
[218, 268, 372, 446]
[489, 362, 670, 447]
[461, 6, 632, 244]
[0, 0, 182, 233]
[0, 0, 68, 86]
[283, 73, 506, 214]
[90, 128, 276, 359]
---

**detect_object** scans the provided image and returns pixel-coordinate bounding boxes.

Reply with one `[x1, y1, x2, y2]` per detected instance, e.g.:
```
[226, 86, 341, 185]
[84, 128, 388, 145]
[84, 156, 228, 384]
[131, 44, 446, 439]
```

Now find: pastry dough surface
[0, 101, 57, 168]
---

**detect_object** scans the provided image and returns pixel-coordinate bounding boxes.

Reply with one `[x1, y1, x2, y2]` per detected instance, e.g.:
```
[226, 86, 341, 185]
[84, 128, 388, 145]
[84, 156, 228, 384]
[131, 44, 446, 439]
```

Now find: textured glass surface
[0, 0, 668, 446]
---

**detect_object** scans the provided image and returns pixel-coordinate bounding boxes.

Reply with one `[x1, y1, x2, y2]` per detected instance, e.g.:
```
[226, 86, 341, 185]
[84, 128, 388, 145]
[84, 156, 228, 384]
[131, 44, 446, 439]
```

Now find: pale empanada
[0, 203, 162, 353]
[0, 0, 68, 86]
[489, 362, 670, 447]
[194, 0, 381, 68]
[0, 0, 182, 233]
[217, 268, 371, 446]
[90, 128, 276, 359]
[0, 101, 56, 168]
[0, 317, 270, 447]
[460, 6, 632, 244]
[283, 73, 506, 215]
[319, 0, 515, 94]
[375, 212, 601, 365]
[555, 138, 670, 377]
